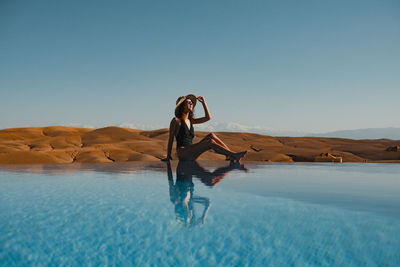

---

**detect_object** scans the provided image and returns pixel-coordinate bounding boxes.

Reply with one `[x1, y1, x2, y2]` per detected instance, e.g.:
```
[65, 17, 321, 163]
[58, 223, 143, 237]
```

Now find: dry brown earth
[0, 126, 399, 164]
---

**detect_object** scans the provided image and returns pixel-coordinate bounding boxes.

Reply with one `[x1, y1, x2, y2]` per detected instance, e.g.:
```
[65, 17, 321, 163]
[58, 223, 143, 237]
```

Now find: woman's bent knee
[207, 133, 217, 140]
[209, 139, 217, 146]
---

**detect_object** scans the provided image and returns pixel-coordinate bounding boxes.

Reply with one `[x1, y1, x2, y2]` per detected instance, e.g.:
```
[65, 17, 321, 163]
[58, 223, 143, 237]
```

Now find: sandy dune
[0, 126, 399, 164]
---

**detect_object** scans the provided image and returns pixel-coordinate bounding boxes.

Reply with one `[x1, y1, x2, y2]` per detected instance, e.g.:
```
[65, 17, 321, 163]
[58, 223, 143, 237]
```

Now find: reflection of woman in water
[167, 161, 210, 227]
[166, 160, 247, 227]
[162, 94, 247, 162]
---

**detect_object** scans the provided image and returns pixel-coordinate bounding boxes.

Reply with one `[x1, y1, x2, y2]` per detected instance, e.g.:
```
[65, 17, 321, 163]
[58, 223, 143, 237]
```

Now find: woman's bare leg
[179, 140, 232, 160]
[179, 138, 246, 161]
[210, 133, 232, 151]
[199, 133, 235, 160]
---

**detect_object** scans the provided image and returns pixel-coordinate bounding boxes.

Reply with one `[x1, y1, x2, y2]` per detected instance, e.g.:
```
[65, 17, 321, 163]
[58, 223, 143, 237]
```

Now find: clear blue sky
[1, 0, 399, 132]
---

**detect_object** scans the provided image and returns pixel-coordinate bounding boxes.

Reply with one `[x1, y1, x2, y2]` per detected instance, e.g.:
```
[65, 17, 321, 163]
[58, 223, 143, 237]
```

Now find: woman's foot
[232, 151, 247, 162]
[231, 162, 249, 172]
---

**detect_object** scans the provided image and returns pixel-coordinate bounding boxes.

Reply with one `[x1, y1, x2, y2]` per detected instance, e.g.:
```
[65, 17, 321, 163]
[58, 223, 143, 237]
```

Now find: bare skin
[178, 133, 247, 161]
[199, 133, 237, 161]
[162, 96, 247, 162]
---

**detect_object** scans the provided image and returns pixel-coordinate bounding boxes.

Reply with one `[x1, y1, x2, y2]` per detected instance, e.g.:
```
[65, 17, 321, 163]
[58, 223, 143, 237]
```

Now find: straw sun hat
[175, 94, 197, 114]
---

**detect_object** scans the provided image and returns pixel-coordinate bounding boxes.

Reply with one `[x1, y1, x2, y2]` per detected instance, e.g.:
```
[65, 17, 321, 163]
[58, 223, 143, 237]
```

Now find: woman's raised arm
[192, 96, 211, 124]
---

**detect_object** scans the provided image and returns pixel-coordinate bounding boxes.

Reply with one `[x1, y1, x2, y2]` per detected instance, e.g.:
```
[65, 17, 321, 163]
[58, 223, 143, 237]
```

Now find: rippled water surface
[1, 162, 399, 266]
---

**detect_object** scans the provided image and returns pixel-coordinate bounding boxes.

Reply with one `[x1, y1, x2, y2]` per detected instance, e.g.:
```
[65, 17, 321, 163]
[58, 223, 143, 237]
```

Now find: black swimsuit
[176, 119, 194, 148]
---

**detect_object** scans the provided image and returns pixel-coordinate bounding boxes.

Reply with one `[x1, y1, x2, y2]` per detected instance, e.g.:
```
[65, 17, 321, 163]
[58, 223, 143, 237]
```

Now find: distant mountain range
[194, 122, 307, 137]
[308, 127, 400, 140]
[195, 123, 400, 140]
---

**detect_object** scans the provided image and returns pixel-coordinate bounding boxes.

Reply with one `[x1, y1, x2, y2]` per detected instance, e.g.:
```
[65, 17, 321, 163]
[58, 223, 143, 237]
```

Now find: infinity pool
[1, 162, 399, 266]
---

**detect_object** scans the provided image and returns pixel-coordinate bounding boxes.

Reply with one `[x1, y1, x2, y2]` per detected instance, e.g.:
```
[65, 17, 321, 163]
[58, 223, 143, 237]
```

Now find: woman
[162, 94, 247, 162]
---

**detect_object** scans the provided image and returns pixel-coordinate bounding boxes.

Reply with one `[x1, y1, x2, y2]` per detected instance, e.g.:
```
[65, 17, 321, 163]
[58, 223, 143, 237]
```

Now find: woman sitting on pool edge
[162, 94, 247, 162]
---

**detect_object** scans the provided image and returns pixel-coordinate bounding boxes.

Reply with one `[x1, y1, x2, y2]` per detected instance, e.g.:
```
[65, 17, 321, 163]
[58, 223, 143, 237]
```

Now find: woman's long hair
[175, 98, 194, 121]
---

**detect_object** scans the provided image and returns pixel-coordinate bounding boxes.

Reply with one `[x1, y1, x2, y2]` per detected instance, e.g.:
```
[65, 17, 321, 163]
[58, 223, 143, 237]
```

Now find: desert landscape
[0, 126, 399, 164]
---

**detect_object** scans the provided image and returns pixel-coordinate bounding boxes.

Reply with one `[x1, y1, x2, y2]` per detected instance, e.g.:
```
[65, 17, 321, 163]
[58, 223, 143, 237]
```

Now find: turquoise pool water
[0, 162, 399, 266]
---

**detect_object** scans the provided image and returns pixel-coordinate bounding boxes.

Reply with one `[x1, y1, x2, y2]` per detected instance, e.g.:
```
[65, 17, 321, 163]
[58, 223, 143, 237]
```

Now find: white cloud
[119, 123, 137, 129]
[118, 122, 164, 130]
[62, 123, 95, 129]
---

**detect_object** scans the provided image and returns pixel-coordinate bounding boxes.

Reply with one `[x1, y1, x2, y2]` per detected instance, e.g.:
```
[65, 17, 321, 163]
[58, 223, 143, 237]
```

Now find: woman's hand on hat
[197, 96, 205, 104]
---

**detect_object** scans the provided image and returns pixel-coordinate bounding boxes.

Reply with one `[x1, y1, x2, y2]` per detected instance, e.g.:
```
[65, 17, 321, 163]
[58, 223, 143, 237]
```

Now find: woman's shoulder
[170, 117, 181, 126]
